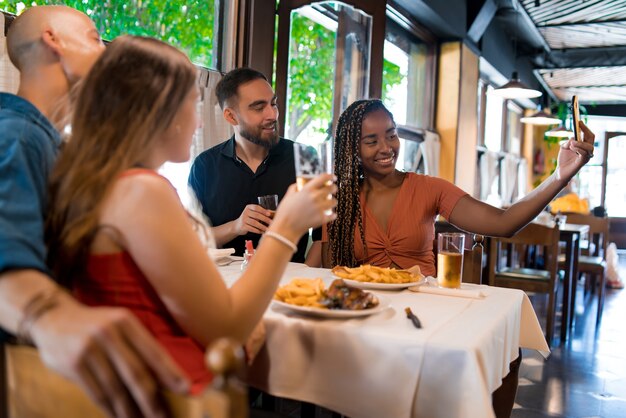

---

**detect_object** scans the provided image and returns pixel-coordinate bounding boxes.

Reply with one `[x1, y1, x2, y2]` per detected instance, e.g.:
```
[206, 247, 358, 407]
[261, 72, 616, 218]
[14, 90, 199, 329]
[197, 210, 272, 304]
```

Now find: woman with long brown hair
[46, 36, 336, 392]
[308, 99, 595, 275]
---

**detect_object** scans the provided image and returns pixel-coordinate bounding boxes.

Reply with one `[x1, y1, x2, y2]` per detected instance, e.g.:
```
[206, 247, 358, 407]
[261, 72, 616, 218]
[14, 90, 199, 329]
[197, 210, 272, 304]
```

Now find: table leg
[569, 234, 580, 330]
[560, 237, 574, 344]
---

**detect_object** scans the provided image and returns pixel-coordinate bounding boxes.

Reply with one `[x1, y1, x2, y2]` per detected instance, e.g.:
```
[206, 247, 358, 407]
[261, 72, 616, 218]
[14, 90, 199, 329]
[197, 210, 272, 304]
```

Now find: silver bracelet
[264, 231, 298, 253]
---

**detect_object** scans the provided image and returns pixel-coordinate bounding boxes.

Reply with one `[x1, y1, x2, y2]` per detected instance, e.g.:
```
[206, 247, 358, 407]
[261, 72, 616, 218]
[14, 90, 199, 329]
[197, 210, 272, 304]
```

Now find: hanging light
[490, 71, 542, 99]
[545, 125, 573, 138]
[521, 107, 561, 125]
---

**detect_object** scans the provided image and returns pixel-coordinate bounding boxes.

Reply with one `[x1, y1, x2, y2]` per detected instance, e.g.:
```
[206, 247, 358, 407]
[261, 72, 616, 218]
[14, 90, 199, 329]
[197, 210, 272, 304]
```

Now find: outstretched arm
[449, 121, 595, 237]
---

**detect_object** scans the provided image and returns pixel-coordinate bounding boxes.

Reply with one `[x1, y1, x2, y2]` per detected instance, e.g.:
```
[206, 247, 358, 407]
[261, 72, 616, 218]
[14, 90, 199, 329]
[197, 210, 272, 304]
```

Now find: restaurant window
[476, 80, 523, 206]
[280, 2, 372, 146]
[483, 84, 504, 152]
[580, 116, 626, 216]
[382, 13, 436, 171]
[1, 0, 221, 69]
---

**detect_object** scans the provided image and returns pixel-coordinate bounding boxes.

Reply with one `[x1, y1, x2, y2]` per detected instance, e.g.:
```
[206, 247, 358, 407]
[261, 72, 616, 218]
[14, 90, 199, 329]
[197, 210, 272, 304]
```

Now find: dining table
[218, 262, 548, 418]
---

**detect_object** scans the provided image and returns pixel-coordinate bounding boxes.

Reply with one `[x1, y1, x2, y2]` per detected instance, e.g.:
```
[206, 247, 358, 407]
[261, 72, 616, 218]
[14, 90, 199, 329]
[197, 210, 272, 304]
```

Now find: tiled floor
[513, 251, 626, 418]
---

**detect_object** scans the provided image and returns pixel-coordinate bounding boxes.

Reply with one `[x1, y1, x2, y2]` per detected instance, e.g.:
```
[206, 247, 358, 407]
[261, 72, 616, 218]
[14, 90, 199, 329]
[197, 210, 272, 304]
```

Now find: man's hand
[234, 204, 273, 235]
[31, 298, 189, 418]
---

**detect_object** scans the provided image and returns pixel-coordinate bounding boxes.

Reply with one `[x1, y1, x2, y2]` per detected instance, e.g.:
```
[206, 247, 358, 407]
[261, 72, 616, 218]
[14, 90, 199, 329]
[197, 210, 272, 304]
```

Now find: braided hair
[328, 99, 395, 267]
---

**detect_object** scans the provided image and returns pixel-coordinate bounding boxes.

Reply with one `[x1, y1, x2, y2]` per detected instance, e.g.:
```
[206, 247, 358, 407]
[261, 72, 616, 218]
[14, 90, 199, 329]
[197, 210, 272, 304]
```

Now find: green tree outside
[0, 0, 215, 68]
[285, 12, 404, 141]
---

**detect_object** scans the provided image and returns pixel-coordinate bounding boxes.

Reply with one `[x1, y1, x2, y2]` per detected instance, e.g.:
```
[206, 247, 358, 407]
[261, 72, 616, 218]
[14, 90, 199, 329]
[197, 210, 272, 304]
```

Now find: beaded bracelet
[264, 231, 298, 253]
[17, 288, 61, 345]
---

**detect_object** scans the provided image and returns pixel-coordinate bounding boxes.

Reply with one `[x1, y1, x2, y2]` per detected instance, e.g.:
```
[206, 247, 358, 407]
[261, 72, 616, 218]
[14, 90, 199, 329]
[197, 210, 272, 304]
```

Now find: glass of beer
[257, 194, 278, 219]
[293, 141, 333, 191]
[437, 233, 465, 289]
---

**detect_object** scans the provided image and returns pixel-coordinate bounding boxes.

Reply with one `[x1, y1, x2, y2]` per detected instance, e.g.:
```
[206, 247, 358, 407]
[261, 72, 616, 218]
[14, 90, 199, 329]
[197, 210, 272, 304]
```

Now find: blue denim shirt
[0, 93, 61, 275]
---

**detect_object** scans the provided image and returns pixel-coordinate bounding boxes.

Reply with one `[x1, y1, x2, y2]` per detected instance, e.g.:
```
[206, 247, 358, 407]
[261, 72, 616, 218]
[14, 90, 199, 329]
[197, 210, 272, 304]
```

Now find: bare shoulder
[100, 172, 182, 224]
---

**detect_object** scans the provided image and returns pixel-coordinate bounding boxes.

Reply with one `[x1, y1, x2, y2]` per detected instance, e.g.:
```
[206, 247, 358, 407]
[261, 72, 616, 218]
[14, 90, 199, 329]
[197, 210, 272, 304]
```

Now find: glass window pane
[284, 2, 372, 145]
[382, 19, 435, 171]
[3, 0, 217, 68]
[577, 166, 603, 210]
[606, 135, 626, 217]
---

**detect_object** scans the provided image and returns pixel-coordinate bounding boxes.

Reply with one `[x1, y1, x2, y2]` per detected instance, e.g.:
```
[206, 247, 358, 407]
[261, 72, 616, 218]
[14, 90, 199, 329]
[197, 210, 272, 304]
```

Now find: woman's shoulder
[110, 169, 178, 207]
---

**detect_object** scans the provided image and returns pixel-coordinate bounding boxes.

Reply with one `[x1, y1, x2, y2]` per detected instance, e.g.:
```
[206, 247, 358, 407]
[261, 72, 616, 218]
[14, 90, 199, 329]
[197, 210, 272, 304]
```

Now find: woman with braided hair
[307, 98, 596, 276]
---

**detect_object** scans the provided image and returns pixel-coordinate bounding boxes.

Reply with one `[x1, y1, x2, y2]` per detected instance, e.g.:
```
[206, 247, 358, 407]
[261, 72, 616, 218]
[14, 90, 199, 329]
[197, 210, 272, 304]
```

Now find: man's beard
[239, 120, 280, 149]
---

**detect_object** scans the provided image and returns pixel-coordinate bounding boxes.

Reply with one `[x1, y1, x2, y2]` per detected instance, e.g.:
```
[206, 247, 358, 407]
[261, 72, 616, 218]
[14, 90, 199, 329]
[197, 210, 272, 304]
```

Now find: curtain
[479, 150, 500, 202]
[517, 158, 528, 201]
[500, 154, 520, 206]
[0, 14, 20, 94]
[420, 130, 440, 177]
[191, 68, 233, 159]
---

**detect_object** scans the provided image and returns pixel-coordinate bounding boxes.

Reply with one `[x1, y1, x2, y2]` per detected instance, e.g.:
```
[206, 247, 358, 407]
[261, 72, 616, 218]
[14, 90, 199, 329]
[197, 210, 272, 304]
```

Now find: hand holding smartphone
[571, 95, 582, 142]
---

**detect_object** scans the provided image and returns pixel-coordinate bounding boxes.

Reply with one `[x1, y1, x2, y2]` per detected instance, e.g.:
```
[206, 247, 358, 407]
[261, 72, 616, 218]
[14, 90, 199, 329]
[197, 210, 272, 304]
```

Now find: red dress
[74, 169, 211, 393]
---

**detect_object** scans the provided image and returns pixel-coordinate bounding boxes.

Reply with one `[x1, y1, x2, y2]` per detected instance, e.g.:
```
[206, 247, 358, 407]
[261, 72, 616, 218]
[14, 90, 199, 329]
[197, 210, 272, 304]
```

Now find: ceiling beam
[467, 0, 498, 44]
[537, 19, 626, 28]
[534, 45, 626, 68]
[494, 0, 551, 53]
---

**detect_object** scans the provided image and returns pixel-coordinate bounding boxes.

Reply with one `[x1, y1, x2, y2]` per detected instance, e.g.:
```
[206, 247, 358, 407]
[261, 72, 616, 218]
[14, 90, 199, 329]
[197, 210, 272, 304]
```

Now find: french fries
[274, 278, 327, 308]
[331, 264, 423, 284]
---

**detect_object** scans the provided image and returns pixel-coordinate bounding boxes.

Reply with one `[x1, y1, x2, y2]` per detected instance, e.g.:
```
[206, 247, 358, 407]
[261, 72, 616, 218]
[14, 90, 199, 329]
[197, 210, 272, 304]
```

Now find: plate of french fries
[331, 264, 426, 290]
[272, 278, 390, 318]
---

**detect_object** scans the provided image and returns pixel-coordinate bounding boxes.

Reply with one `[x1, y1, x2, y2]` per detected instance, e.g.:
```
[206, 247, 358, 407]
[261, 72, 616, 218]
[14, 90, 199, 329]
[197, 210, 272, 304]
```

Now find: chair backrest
[1, 338, 247, 418]
[488, 222, 561, 282]
[563, 213, 610, 258]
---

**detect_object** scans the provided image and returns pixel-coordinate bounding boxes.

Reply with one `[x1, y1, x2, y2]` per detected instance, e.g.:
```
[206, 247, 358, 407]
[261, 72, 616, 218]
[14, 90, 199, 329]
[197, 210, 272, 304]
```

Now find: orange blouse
[326, 173, 467, 276]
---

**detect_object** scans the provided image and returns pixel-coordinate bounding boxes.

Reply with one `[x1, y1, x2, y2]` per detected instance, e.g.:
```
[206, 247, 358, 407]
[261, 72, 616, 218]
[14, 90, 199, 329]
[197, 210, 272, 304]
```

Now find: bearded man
[189, 67, 318, 262]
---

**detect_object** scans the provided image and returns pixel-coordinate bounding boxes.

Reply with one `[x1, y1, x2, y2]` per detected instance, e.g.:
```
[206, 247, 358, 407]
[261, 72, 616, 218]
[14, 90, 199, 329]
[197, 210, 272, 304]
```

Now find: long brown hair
[327, 99, 395, 267]
[46, 35, 197, 285]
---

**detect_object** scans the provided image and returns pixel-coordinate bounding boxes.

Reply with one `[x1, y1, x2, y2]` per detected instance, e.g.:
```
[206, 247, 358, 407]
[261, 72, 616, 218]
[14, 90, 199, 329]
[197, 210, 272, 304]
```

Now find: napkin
[208, 248, 236, 259]
[408, 284, 486, 299]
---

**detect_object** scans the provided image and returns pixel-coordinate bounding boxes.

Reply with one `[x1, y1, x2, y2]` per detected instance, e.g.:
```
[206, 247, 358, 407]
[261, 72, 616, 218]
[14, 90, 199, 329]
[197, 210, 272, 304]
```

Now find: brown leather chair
[0, 339, 247, 418]
[559, 213, 610, 325]
[488, 222, 561, 348]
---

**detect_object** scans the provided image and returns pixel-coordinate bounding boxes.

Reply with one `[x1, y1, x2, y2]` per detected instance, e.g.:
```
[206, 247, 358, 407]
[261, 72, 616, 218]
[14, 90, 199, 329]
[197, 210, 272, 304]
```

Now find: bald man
[0, 6, 188, 417]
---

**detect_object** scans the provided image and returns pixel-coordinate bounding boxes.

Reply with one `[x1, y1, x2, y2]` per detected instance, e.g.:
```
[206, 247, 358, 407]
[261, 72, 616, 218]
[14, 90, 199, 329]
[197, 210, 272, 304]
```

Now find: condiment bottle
[241, 240, 255, 271]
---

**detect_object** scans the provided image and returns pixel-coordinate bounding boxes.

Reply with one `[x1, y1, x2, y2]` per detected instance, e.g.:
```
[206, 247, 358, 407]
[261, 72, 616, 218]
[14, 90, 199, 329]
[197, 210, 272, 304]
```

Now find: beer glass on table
[437, 233, 464, 289]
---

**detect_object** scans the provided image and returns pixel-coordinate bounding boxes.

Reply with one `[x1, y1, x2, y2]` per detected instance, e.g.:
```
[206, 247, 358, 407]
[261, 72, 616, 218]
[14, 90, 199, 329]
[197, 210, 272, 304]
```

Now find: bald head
[7, 5, 103, 79]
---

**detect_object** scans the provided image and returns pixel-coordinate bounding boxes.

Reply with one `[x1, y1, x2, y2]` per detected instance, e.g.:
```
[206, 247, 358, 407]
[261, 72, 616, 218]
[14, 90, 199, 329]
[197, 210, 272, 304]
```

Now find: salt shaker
[241, 240, 255, 271]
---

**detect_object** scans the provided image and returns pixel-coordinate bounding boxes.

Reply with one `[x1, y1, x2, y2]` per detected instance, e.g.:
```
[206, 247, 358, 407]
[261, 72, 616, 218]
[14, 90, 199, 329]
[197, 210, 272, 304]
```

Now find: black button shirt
[189, 136, 318, 262]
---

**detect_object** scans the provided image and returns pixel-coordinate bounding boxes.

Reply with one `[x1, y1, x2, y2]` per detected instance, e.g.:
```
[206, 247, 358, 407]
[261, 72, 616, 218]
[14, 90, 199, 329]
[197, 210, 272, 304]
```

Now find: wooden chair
[434, 220, 485, 284]
[0, 338, 247, 418]
[488, 222, 561, 348]
[560, 213, 610, 325]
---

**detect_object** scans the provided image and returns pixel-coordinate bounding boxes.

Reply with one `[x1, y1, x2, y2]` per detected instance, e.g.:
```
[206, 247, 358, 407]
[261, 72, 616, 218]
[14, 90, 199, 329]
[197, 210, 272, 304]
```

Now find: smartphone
[571, 95, 582, 142]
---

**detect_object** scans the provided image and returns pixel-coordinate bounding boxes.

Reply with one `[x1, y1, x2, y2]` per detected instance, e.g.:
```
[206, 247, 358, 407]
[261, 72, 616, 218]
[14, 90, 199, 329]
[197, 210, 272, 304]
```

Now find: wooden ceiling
[521, 0, 626, 104]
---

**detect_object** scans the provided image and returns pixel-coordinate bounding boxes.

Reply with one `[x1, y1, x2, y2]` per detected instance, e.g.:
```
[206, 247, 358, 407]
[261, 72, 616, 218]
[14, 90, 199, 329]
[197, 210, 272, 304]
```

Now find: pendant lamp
[545, 125, 573, 138]
[521, 107, 560, 125]
[490, 71, 542, 99]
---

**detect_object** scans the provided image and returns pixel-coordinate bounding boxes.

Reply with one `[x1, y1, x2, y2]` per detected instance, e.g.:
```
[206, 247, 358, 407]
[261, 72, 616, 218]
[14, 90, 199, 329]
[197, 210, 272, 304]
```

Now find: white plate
[340, 276, 427, 290]
[271, 294, 391, 318]
[208, 248, 236, 259]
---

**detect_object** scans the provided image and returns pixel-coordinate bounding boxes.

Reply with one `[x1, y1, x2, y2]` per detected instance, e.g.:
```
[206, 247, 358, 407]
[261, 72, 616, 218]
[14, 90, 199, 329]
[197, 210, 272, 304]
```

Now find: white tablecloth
[220, 262, 548, 418]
